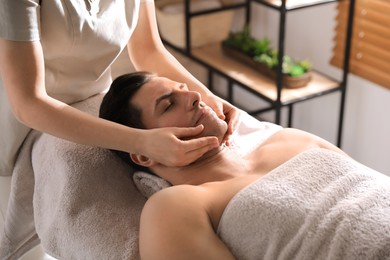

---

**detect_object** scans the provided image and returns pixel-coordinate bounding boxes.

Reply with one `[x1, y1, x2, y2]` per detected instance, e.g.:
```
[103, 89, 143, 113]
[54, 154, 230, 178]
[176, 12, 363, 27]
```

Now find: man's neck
[154, 145, 250, 186]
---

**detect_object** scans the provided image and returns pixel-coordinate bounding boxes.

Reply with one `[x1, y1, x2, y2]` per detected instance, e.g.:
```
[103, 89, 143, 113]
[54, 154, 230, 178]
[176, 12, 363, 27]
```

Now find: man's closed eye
[164, 101, 174, 112]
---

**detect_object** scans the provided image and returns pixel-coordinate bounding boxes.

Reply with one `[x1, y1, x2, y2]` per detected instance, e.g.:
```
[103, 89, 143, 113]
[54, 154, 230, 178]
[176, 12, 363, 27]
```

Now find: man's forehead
[131, 79, 167, 112]
[142, 77, 169, 97]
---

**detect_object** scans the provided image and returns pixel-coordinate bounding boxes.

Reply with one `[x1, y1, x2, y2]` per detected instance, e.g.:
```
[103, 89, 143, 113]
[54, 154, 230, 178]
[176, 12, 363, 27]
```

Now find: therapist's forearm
[0, 39, 141, 156]
[17, 95, 142, 155]
[127, 1, 213, 99]
[130, 44, 213, 98]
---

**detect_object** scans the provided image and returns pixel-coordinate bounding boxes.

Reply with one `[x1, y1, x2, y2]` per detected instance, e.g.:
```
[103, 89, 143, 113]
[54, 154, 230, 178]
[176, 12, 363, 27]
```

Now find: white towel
[218, 148, 390, 260]
[0, 94, 146, 260]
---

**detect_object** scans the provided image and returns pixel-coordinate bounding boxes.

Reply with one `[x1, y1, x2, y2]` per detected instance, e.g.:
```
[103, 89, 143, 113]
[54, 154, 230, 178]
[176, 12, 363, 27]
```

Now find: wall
[247, 3, 390, 175]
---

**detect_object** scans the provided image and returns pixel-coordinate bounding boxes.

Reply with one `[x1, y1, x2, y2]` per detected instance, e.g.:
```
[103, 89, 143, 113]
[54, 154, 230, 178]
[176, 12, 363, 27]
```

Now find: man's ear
[130, 154, 158, 167]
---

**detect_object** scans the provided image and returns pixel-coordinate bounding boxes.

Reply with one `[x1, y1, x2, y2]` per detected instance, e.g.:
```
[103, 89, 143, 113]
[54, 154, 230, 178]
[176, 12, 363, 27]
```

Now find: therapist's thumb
[175, 124, 205, 139]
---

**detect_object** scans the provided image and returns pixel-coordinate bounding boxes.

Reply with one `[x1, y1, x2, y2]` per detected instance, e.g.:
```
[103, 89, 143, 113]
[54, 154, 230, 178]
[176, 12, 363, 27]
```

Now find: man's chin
[181, 117, 227, 143]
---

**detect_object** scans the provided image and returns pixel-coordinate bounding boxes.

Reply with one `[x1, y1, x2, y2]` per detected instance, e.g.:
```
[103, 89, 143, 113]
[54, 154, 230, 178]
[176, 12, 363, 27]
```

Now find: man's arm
[139, 185, 235, 260]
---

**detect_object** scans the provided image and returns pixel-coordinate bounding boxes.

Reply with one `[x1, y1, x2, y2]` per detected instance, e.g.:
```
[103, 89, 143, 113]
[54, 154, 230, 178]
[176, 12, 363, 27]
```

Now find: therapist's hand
[203, 94, 240, 145]
[140, 125, 220, 167]
[221, 100, 240, 145]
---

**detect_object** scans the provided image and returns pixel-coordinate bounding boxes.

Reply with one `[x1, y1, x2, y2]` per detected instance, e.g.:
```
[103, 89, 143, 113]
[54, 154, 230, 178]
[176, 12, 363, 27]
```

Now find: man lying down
[99, 72, 390, 260]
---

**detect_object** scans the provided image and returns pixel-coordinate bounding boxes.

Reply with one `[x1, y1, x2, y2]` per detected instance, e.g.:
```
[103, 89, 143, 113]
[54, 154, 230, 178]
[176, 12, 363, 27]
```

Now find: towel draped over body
[218, 148, 390, 260]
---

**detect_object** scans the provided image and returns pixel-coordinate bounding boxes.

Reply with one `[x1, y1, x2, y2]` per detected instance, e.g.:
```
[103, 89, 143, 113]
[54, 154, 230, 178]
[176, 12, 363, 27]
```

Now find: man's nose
[187, 91, 201, 110]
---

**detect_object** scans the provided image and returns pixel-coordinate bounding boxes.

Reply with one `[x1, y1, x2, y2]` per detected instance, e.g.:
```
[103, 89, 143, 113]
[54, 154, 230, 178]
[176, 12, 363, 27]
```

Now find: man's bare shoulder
[143, 185, 208, 214]
[140, 185, 212, 239]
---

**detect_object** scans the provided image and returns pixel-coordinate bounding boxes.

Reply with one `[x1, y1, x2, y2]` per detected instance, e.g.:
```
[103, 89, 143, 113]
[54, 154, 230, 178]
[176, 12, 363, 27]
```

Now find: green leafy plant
[223, 27, 312, 77]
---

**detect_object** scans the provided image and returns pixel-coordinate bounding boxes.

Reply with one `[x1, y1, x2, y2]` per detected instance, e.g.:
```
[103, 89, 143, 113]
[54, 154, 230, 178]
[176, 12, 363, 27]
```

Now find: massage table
[1, 93, 389, 260]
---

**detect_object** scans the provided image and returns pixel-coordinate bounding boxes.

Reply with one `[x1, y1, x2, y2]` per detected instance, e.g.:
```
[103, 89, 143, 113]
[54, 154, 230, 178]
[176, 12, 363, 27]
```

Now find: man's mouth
[194, 107, 211, 126]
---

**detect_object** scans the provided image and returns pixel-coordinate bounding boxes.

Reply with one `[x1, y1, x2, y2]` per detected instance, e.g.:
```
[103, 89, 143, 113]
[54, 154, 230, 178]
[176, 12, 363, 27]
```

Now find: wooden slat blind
[330, 0, 390, 89]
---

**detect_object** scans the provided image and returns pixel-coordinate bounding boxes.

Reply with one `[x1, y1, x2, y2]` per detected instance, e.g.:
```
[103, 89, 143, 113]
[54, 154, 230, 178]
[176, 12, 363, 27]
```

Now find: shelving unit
[191, 43, 340, 104]
[160, 0, 356, 147]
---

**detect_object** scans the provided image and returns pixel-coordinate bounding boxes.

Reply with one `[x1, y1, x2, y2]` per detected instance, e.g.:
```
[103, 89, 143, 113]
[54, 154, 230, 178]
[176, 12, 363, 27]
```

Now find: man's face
[131, 76, 228, 143]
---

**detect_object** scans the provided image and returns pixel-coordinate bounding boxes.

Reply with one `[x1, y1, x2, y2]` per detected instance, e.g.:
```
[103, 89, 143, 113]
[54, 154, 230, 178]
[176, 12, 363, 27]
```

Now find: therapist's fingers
[222, 102, 240, 146]
[158, 136, 219, 167]
[202, 94, 225, 120]
[174, 124, 206, 139]
[181, 135, 220, 159]
[213, 103, 225, 120]
[145, 125, 218, 167]
[170, 125, 219, 165]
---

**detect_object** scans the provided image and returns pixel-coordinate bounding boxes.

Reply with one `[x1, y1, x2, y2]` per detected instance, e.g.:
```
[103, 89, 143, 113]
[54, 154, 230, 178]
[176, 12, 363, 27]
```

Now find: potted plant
[222, 26, 312, 88]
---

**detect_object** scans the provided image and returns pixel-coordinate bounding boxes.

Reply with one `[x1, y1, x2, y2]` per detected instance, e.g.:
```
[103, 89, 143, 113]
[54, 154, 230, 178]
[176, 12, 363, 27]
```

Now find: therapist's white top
[0, 0, 151, 175]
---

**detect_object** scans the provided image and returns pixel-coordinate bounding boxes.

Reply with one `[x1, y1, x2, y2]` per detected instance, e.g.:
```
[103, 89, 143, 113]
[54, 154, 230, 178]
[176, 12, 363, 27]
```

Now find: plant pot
[221, 43, 311, 89]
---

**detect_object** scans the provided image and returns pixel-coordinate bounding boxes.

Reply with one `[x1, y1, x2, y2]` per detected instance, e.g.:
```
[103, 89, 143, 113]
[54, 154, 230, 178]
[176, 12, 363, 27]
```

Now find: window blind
[330, 0, 390, 90]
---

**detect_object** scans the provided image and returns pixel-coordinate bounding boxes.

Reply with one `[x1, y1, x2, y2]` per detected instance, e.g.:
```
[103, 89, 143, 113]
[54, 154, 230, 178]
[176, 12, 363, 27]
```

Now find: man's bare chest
[204, 129, 322, 230]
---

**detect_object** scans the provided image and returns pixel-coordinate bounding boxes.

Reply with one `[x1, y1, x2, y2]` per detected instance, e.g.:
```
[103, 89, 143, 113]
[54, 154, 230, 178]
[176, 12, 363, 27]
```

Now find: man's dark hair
[99, 71, 155, 173]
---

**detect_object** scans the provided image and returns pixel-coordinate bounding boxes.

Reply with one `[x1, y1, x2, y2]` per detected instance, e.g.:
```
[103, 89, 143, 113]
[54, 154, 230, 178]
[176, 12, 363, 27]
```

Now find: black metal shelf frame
[251, 0, 341, 11]
[163, 0, 355, 147]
